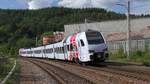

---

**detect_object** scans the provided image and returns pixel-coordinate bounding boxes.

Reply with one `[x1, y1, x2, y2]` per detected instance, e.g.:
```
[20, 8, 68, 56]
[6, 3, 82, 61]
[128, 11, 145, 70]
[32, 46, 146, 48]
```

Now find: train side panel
[19, 31, 108, 63]
[44, 44, 54, 59]
[54, 42, 65, 60]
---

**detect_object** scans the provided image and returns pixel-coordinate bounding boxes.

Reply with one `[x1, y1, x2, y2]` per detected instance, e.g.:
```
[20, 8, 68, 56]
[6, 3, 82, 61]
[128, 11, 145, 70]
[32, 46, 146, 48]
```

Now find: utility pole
[85, 18, 87, 23]
[127, 0, 131, 59]
[36, 36, 38, 46]
[85, 18, 88, 31]
[116, 0, 131, 58]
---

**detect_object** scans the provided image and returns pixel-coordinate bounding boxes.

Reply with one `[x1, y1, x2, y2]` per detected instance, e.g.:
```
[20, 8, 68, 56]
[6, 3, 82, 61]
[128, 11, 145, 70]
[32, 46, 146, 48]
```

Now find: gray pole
[36, 36, 38, 46]
[85, 18, 88, 31]
[127, 0, 131, 58]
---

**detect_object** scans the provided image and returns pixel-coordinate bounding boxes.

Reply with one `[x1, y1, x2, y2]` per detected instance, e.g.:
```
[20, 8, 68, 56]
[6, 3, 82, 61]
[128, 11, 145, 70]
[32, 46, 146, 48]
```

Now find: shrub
[142, 60, 150, 67]
[109, 47, 126, 60]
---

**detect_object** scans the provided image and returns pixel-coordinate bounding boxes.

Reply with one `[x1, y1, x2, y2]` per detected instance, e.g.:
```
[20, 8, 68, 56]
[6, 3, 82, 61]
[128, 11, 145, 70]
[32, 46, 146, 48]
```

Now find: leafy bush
[0, 57, 13, 79]
[142, 60, 150, 67]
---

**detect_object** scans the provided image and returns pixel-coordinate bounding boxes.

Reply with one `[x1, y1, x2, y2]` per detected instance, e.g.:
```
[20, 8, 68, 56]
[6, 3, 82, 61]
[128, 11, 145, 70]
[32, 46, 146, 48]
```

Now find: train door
[63, 43, 68, 61]
[78, 39, 86, 61]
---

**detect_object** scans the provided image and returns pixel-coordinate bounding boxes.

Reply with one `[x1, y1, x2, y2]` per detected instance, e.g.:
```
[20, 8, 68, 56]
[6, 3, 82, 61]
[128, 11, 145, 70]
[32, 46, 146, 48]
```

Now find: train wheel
[81, 63, 86, 66]
[101, 60, 105, 62]
[75, 58, 80, 64]
[72, 58, 75, 64]
[91, 61, 96, 65]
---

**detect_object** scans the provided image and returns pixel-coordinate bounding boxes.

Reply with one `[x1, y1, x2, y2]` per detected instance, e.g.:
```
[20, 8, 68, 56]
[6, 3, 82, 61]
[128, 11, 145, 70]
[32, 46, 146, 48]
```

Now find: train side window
[67, 45, 69, 51]
[50, 49, 52, 53]
[62, 47, 64, 53]
[80, 40, 85, 46]
[78, 41, 80, 47]
[58, 47, 60, 53]
[58, 47, 59, 53]
[70, 44, 74, 51]
[61, 47, 63, 53]
[54, 48, 56, 53]
[49, 49, 51, 53]
[60, 47, 62, 53]
[59, 47, 61, 53]
[43, 49, 46, 53]
[56, 48, 58, 53]
[51, 49, 53, 53]
[59, 47, 60, 53]
[56, 48, 57, 53]
[64, 45, 67, 52]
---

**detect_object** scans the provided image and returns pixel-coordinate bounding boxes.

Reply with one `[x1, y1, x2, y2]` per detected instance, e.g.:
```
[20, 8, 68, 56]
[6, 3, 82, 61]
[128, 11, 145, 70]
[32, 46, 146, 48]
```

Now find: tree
[16, 37, 34, 48]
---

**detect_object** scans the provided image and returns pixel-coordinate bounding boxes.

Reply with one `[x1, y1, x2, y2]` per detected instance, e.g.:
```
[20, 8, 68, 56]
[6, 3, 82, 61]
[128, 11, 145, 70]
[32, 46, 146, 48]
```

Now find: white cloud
[131, 0, 150, 15]
[28, 0, 56, 9]
[58, 0, 150, 14]
[25, 0, 150, 14]
[58, 0, 92, 8]
[58, 0, 119, 9]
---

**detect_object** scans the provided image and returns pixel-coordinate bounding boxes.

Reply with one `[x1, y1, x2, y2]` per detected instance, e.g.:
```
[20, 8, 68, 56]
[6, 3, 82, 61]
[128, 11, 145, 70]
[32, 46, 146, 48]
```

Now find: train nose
[90, 52, 109, 62]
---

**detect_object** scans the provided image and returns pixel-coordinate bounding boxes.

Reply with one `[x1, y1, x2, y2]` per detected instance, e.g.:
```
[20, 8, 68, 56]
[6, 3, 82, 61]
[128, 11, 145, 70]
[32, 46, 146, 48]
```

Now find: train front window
[86, 31, 104, 44]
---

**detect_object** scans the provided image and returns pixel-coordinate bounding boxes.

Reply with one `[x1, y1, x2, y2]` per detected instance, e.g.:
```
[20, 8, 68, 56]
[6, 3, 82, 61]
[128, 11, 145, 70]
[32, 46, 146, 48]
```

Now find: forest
[0, 7, 149, 57]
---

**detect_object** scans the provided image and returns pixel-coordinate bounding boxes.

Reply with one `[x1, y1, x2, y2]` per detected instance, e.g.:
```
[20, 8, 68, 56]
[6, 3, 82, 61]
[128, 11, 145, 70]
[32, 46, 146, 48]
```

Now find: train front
[86, 30, 109, 62]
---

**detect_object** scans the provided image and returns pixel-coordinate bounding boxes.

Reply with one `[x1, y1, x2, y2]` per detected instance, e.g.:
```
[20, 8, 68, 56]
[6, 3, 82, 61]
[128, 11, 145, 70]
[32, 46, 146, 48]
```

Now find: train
[19, 30, 109, 63]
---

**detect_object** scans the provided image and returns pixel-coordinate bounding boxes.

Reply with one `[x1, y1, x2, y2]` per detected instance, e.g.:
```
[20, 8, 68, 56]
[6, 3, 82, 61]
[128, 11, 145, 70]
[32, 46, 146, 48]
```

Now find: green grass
[109, 49, 150, 66]
[0, 57, 20, 84]
[0, 58, 14, 79]
[5, 60, 20, 84]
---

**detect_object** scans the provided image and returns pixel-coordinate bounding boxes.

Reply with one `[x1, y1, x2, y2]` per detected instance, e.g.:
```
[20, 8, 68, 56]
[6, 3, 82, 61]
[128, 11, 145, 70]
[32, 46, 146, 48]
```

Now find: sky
[0, 0, 150, 15]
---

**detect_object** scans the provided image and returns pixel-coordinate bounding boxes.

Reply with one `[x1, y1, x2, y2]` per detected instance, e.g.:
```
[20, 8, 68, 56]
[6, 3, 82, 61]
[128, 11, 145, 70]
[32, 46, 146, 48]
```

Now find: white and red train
[19, 30, 108, 63]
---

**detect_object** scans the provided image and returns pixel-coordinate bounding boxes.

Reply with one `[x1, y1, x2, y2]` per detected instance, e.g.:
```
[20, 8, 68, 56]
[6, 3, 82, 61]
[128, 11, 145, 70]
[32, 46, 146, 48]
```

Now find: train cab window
[86, 31, 104, 44]
[80, 40, 85, 46]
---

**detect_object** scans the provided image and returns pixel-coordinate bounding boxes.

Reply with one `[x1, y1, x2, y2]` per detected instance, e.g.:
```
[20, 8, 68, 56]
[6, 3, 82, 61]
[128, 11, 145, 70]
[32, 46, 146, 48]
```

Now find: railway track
[25, 58, 94, 84]
[31, 58, 150, 84]
[20, 58, 60, 84]
[85, 65, 150, 83]
[81, 63, 150, 83]
[103, 61, 150, 75]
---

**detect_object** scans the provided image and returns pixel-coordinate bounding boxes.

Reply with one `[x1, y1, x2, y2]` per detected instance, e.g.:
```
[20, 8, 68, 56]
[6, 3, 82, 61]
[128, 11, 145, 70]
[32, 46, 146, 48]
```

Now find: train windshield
[86, 31, 104, 44]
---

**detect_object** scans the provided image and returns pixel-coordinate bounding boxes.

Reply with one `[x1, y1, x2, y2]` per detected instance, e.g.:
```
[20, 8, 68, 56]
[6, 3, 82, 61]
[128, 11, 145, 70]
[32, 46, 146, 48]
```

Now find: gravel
[19, 59, 59, 84]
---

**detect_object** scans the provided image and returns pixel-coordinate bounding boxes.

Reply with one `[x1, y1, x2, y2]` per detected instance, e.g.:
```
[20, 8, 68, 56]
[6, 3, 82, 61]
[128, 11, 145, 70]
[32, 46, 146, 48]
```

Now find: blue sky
[0, 0, 28, 9]
[0, 0, 150, 15]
